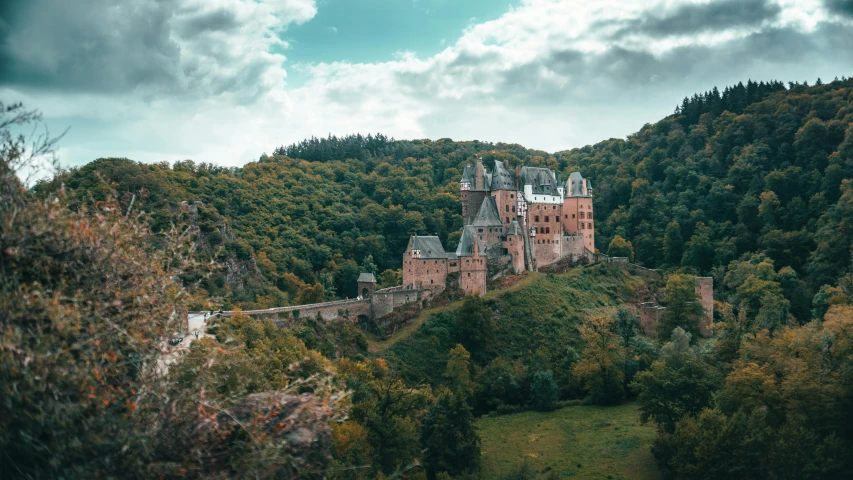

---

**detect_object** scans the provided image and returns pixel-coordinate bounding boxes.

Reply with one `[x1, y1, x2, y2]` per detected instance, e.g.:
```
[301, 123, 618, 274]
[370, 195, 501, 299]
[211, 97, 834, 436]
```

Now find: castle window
[553, 205, 556, 210]
[505, 205, 509, 212]
[535, 215, 540, 222]
[546, 227, 550, 234]
[478, 228, 483, 233]
[467, 273, 471, 277]
[510, 194, 514, 198]
[545, 216, 549, 222]
[581, 223, 585, 229]
[564, 214, 567, 219]
[572, 214, 575, 219]
[580, 212, 585, 219]
[512, 206, 516, 212]
[430, 279, 433, 284]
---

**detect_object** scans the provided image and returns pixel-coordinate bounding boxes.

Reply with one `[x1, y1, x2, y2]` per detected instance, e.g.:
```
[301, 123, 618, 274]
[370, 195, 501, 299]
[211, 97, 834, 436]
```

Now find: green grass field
[477, 403, 660, 480]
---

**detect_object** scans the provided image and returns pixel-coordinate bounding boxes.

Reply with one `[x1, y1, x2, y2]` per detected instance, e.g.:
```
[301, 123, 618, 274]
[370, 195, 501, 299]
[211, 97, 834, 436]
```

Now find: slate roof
[567, 171, 590, 197]
[520, 166, 561, 196]
[411, 236, 449, 259]
[490, 160, 516, 190]
[460, 164, 474, 185]
[472, 196, 503, 227]
[357, 272, 377, 283]
[456, 225, 480, 257]
[506, 220, 522, 236]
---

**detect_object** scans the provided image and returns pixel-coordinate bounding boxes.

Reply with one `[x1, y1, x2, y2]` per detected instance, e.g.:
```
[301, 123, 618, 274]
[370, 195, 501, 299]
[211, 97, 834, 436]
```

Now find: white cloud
[3, 0, 852, 168]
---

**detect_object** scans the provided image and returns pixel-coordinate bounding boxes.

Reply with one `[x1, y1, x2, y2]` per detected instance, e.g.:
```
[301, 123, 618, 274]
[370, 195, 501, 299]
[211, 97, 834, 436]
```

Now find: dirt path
[367, 271, 543, 353]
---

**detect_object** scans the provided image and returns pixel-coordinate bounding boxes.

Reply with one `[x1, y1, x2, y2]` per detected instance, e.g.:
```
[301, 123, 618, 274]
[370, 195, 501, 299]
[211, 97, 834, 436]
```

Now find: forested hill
[39, 77, 853, 317]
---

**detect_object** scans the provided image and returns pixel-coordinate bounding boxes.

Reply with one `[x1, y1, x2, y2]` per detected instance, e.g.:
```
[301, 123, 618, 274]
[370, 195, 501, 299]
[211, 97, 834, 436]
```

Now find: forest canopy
[37, 78, 853, 324]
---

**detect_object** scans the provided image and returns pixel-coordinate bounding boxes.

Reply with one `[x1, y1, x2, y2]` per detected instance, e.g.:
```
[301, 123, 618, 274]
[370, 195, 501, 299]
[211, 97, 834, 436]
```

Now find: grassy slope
[367, 271, 543, 352]
[381, 263, 648, 386]
[477, 402, 659, 480]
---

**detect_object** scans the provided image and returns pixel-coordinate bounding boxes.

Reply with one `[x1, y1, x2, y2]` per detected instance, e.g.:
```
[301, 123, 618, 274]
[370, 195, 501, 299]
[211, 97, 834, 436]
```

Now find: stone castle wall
[371, 286, 421, 318]
[462, 190, 488, 222]
[503, 234, 525, 274]
[696, 277, 714, 336]
[474, 226, 503, 253]
[459, 256, 487, 296]
[403, 256, 449, 298]
[491, 190, 518, 229]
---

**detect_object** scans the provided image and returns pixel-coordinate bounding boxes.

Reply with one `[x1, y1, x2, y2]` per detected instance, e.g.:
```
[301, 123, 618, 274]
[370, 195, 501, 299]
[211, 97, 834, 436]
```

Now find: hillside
[36, 78, 853, 322]
[380, 264, 652, 391]
[8, 77, 853, 478]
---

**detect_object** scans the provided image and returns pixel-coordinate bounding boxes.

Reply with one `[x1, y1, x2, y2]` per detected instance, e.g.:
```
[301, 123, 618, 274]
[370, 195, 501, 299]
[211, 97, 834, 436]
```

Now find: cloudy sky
[1, 0, 852, 168]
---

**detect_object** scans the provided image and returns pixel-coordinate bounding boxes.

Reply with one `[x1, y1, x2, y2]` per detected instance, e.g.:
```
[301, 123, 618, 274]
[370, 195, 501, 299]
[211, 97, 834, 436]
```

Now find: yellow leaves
[375, 358, 388, 371]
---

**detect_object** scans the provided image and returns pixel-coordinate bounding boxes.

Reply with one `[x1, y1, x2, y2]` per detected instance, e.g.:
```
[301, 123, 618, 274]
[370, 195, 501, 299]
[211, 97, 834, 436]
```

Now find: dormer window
[412, 249, 421, 259]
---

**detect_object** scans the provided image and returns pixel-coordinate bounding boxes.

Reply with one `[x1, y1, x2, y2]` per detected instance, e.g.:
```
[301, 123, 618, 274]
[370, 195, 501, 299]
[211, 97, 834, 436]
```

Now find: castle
[201, 159, 714, 338]
[403, 158, 596, 297]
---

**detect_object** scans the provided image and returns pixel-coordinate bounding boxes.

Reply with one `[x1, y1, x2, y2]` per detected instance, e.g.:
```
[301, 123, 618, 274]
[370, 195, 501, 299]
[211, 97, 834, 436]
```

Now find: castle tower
[461, 160, 490, 222]
[402, 235, 451, 297]
[457, 225, 487, 296]
[357, 272, 376, 299]
[471, 196, 503, 254]
[474, 158, 486, 190]
[562, 171, 595, 253]
[490, 159, 519, 231]
[503, 220, 526, 274]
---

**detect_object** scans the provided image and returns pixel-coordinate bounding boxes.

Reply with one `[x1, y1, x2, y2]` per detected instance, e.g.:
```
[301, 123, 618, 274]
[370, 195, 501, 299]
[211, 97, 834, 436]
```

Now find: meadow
[477, 403, 659, 479]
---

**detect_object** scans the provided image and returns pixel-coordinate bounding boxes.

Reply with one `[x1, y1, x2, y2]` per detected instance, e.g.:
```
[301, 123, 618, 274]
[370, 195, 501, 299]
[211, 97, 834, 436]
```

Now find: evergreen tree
[528, 370, 558, 412]
[453, 295, 496, 363]
[420, 390, 481, 480]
